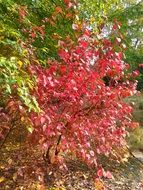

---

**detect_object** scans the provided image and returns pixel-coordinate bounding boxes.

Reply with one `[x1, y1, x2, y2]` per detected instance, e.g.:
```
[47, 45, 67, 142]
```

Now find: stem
[55, 134, 62, 156]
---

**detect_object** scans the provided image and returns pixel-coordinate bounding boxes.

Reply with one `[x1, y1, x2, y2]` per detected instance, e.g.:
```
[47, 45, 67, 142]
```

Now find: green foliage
[110, 0, 143, 68]
[128, 126, 143, 150]
[139, 100, 143, 110]
[0, 0, 41, 111]
[79, 0, 143, 89]
[0, 0, 22, 57]
[126, 93, 143, 149]
[79, 0, 122, 23]
[15, 0, 77, 61]
[0, 56, 40, 112]
[0, 0, 80, 112]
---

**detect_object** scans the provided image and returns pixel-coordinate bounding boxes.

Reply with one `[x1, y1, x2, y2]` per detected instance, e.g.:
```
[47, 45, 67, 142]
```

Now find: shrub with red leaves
[29, 29, 137, 169]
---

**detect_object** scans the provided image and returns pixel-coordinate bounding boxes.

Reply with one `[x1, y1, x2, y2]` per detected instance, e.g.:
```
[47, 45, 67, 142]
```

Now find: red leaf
[139, 64, 143, 67]
[64, 0, 70, 4]
[97, 169, 104, 178]
[132, 70, 140, 78]
[40, 117, 46, 125]
[105, 171, 113, 179]
[30, 32, 36, 38]
[55, 6, 63, 14]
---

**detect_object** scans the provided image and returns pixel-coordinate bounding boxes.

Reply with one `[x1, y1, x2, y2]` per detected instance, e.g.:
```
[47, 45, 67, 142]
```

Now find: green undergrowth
[126, 93, 143, 150]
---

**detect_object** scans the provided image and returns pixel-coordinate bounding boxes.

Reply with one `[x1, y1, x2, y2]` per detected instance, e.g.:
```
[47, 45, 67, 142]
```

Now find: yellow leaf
[0, 36, 4, 40]
[8, 158, 13, 165]
[37, 184, 46, 190]
[90, 16, 95, 23]
[22, 49, 28, 56]
[121, 157, 129, 163]
[18, 60, 23, 68]
[0, 176, 5, 183]
[0, 165, 5, 169]
[13, 173, 17, 182]
[21, 117, 24, 122]
[94, 179, 104, 190]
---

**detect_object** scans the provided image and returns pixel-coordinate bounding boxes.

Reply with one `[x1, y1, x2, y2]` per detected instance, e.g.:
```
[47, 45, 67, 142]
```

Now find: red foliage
[0, 98, 29, 143]
[29, 30, 137, 168]
[18, 6, 27, 22]
[0, 107, 10, 139]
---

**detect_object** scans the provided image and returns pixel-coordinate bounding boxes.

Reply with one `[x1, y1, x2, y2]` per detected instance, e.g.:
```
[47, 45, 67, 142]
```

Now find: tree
[1, 0, 78, 61]
[0, 0, 80, 110]
[0, 0, 78, 137]
[78, 0, 143, 89]
[0, 0, 81, 158]
[109, 0, 143, 89]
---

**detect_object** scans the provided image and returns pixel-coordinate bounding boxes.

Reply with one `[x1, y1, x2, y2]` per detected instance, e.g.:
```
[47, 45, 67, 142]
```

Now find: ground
[1, 94, 143, 190]
[0, 125, 143, 190]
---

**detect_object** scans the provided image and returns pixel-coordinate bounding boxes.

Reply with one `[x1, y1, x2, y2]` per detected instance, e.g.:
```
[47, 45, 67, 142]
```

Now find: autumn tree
[0, 0, 78, 143]
[78, 0, 143, 89]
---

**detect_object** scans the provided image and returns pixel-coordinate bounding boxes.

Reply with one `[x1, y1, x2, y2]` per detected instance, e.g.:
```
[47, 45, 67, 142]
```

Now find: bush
[29, 29, 138, 177]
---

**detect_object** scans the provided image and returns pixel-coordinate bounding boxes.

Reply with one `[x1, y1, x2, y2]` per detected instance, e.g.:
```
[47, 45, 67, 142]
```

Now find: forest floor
[1, 94, 143, 190]
[0, 125, 143, 190]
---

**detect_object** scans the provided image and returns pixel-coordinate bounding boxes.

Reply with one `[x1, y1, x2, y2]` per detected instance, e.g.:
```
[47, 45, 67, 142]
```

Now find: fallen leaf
[8, 158, 13, 165]
[0, 176, 5, 183]
[105, 171, 113, 179]
[13, 173, 17, 181]
[0, 165, 5, 169]
[37, 184, 46, 190]
[94, 179, 104, 190]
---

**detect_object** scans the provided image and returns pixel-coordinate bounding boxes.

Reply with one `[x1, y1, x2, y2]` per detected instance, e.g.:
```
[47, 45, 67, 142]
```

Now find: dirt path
[133, 150, 143, 162]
